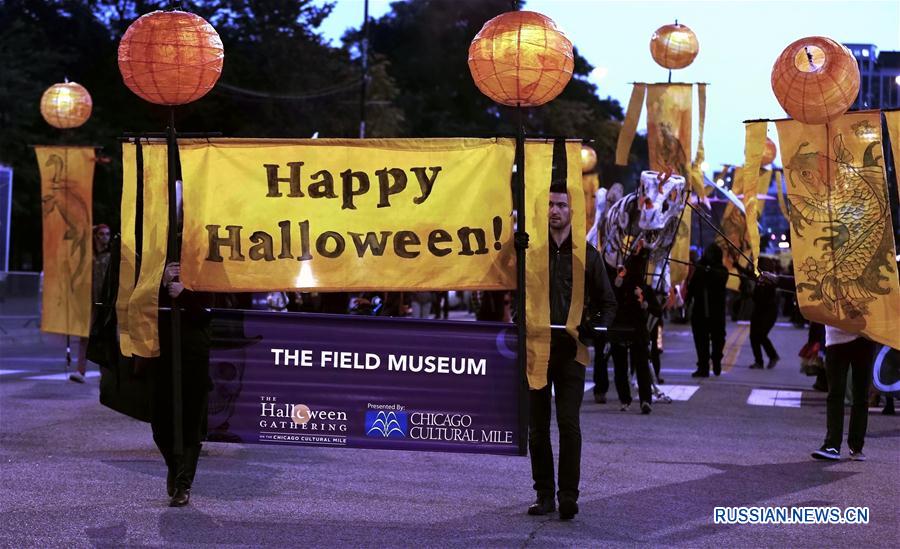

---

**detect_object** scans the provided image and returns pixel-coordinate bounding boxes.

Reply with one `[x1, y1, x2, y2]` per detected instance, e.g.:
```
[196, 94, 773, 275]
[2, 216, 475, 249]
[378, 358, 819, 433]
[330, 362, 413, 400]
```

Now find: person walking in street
[140, 261, 214, 507]
[747, 258, 780, 369]
[687, 244, 728, 377]
[528, 179, 617, 521]
[609, 242, 661, 414]
[71, 224, 113, 383]
[811, 326, 877, 461]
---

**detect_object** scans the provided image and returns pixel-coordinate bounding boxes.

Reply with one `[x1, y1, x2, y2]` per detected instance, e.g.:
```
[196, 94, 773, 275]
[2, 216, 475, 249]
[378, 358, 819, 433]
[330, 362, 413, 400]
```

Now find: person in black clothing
[747, 258, 780, 369]
[688, 244, 729, 377]
[142, 261, 214, 507]
[528, 181, 617, 521]
[608, 243, 662, 414]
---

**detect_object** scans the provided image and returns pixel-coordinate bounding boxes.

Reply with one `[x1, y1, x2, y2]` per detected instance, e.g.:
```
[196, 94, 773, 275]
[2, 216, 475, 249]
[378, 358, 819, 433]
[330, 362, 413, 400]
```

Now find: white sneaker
[849, 450, 867, 461]
[69, 372, 86, 383]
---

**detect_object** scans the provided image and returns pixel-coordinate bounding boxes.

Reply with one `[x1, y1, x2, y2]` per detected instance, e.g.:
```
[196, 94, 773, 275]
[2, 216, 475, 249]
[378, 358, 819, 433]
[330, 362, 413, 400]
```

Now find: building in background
[844, 43, 900, 110]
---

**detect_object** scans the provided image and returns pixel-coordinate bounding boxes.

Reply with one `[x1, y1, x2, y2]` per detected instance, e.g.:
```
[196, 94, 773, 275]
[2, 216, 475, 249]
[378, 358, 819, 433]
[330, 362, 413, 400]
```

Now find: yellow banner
[524, 141, 588, 389]
[647, 83, 693, 284]
[717, 168, 750, 292]
[116, 143, 138, 356]
[564, 142, 589, 367]
[615, 84, 647, 166]
[776, 112, 900, 349]
[741, 122, 767, 274]
[132, 143, 169, 357]
[524, 143, 553, 389]
[36, 146, 94, 337]
[179, 138, 516, 291]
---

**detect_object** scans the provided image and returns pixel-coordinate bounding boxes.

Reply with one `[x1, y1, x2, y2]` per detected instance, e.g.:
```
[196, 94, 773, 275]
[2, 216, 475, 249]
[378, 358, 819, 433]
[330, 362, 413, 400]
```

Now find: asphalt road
[1, 319, 897, 547]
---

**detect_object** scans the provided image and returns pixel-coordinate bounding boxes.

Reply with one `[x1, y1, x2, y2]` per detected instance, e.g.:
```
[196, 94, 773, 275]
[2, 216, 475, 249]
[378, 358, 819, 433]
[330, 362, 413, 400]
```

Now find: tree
[345, 0, 646, 184]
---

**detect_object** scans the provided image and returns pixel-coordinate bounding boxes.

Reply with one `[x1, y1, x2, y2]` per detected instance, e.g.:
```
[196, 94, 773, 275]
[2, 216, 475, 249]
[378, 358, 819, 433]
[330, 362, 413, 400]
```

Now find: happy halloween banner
[178, 138, 516, 292]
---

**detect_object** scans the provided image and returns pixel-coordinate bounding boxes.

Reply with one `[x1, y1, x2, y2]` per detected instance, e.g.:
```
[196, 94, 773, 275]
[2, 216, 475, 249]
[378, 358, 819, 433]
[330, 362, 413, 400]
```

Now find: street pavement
[1, 317, 898, 547]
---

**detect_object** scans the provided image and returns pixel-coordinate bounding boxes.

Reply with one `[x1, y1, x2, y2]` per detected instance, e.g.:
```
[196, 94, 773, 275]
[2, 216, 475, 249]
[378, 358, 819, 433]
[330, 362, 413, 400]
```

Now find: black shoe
[811, 446, 840, 461]
[640, 401, 652, 415]
[712, 363, 722, 376]
[812, 381, 828, 392]
[748, 362, 764, 369]
[527, 496, 555, 516]
[170, 487, 191, 507]
[766, 357, 779, 369]
[594, 393, 607, 404]
[691, 370, 709, 378]
[657, 377, 665, 385]
[559, 499, 579, 520]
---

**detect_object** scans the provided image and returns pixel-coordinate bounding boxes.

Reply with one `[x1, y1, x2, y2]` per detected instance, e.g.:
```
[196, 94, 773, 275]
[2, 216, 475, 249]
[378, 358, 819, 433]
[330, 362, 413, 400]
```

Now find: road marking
[722, 324, 750, 372]
[584, 382, 595, 393]
[657, 384, 700, 401]
[747, 388, 802, 408]
[0, 369, 27, 376]
[26, 371, 101, 381]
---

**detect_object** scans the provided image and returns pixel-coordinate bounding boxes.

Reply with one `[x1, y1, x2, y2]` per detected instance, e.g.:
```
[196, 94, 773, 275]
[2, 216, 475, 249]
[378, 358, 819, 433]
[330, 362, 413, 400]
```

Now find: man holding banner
[528, 180, 617, 521]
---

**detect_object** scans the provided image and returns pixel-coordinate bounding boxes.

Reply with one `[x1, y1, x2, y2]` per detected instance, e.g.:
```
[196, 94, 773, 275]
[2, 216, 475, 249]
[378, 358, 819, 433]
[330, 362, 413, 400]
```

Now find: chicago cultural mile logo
[365, 410, 407, 438]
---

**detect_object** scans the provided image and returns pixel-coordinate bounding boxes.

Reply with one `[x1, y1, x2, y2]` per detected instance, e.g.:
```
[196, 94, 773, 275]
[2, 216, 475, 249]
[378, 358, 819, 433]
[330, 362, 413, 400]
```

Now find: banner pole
[514, 104, 528, 457]
[167, 108, 184, 456]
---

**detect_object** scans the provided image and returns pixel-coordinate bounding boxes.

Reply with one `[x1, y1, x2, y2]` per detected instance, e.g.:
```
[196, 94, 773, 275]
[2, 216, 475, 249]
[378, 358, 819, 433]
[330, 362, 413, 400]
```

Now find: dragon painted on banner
[783, 120, 895, 322]
[599, 170, 687, 278]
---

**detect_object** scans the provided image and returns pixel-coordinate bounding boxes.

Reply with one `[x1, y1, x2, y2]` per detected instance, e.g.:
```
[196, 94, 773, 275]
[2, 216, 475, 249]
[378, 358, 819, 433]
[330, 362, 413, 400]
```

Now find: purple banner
[207, 310, 522, 455]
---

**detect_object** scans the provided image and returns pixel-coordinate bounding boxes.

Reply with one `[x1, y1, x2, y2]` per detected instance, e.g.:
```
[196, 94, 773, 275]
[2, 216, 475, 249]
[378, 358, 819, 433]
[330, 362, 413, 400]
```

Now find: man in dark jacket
[528, 181, 617, 521]
[609, 244, 662, 414]
[688, 244, 729, 377]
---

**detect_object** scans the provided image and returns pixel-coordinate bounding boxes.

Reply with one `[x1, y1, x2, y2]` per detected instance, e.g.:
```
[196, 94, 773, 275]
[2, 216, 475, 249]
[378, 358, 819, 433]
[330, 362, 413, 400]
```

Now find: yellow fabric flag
[524, 141, 588, 389]
[718, 168, 749, 293]
[116, 142, 139, 356]
[126, 143, 169, 358]
[179, 138, 516, 292]
[615, 84, 647, 166]
[564, 142, 589, 367]
[740, 122, 767, 274]
[36, 146, 94, 337]
[777, 112, 900, 349]
[688, 83, 708, 197]
[886, 111, 900, 194]
[524, 142, 553, 389]
[647, 83, 693, 284]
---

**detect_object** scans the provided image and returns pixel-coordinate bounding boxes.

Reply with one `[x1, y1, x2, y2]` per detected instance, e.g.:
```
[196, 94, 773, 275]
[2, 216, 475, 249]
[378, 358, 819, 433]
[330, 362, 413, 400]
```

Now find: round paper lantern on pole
[40, 81, 92, 129]
[761, 138, 777, 166]
[468, 11, 574, 107]
[118, 10, 224, 105]
[581, 145, 598, 172]
[650, 23, 699, 70]
[771, 36, 859, 125]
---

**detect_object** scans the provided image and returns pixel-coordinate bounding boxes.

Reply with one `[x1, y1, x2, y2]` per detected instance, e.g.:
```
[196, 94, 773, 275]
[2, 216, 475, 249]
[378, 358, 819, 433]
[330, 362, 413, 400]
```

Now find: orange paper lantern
[771, 36, 859, 125]
[118, 10, 224, 106]
[650, 23, 699, 70]
[761, 138, 777, 165]
[468, 11, 574, 107]
[40, 81, 92, 129]
[581, 145, 597, 172]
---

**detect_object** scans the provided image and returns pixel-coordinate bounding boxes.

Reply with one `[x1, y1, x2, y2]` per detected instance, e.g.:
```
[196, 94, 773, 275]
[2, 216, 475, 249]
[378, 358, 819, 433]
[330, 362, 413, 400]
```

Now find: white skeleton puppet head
[637, 170, 687, 262]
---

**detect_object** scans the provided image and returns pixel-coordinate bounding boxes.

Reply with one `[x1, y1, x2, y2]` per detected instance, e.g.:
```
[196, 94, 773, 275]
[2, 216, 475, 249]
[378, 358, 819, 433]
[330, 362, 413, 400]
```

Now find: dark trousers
[612, 340, 651, 405]
[750, 314, 779, 364]
[149, 355, 209, 490]
[691, 317, 725, 373]
[824, 337, 875, 452]
[529, 355, 585, 503]
[592, 342, 609, 395]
